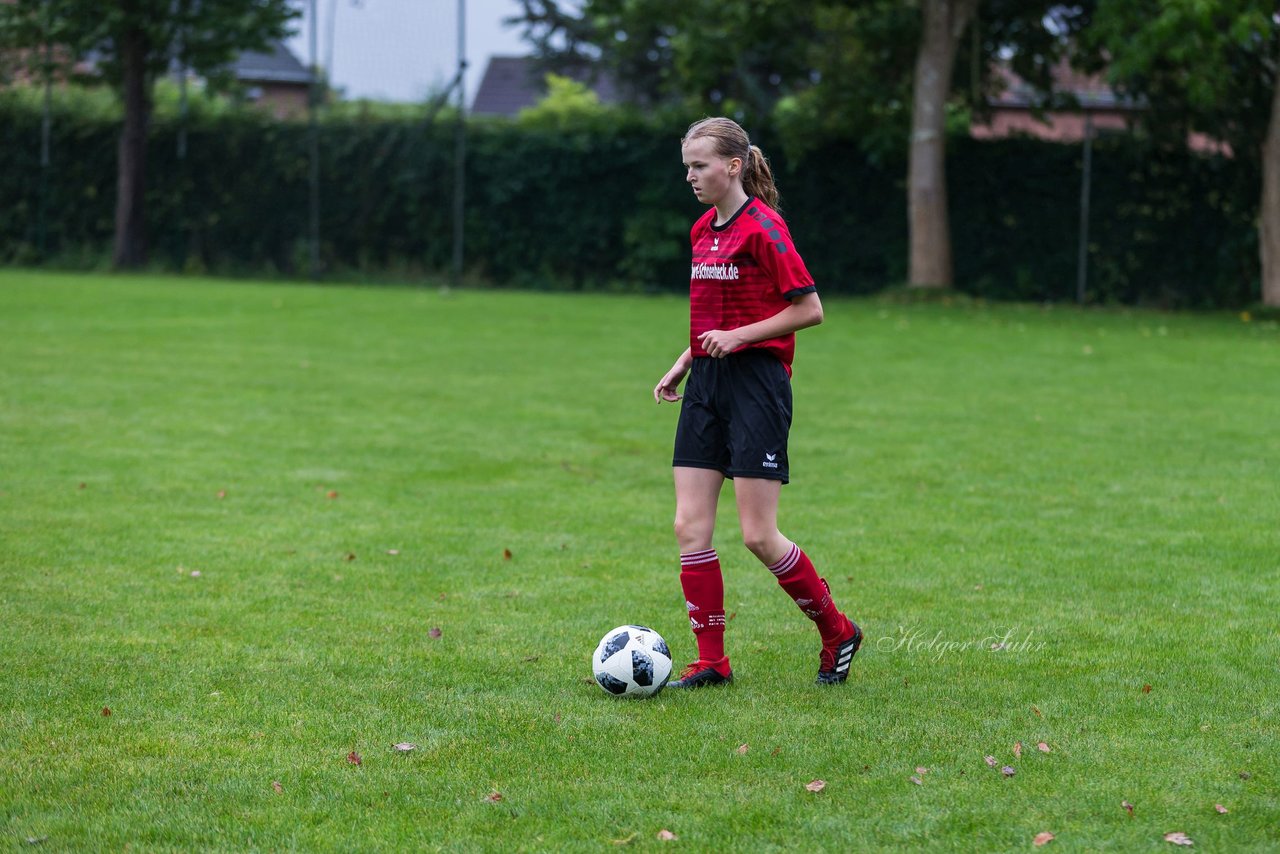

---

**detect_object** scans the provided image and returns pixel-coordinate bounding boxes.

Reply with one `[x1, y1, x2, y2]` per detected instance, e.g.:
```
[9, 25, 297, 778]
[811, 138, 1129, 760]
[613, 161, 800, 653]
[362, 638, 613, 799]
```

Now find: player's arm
[654, 347, 693, 403]
[697, 292, 823, 359]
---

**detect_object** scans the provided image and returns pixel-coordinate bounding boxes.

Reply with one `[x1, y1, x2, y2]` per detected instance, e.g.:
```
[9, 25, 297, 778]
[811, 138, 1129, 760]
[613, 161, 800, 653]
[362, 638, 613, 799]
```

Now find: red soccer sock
[679, 549, 727, 662]
[768, 543, 849, 646]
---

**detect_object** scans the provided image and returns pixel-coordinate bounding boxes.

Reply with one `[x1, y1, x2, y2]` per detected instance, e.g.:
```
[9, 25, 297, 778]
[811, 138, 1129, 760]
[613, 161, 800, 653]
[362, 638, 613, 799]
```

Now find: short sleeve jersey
[689, 196, 816, 374]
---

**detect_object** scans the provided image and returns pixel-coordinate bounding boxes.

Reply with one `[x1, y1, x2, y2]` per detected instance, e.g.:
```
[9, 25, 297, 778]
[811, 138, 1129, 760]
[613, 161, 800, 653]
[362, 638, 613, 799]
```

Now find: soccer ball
[592, 625, 673, 698]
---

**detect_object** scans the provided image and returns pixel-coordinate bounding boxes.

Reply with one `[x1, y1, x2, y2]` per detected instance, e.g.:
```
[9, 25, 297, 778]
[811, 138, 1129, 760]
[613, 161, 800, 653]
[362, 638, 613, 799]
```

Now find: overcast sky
[284, 0, 532, 105]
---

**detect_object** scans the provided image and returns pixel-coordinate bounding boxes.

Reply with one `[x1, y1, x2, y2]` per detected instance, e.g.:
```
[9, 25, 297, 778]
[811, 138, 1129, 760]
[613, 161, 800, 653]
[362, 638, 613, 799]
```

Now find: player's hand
[697, 329, 744, 359]
[654, 361, 689, 404]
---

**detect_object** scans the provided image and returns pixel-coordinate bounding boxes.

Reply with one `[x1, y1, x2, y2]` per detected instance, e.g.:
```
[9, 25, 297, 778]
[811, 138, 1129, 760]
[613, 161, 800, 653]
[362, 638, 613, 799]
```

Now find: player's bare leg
[670, 466, 732, 688]
[735, 477, 862, 684]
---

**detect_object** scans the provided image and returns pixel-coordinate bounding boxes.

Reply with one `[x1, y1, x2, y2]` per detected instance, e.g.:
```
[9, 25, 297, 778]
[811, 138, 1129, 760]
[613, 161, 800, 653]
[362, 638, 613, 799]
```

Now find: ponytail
[683, 116, 782, 211]
[743, 145, 780, 212]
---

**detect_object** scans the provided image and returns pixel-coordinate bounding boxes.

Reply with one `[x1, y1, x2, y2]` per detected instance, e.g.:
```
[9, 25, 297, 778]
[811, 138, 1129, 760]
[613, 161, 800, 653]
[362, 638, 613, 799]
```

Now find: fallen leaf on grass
[1033, 831, 1055, 846]
[656, 829, 678, 841]
[326, 491, 339, 499]
[805, 780, 826, 793]
[344, 553, 356, 561]
[101, 707, 111, 717]
[346, 751, 362, 766]
[503, 548, 513, 560]
[770, 747, 781, 757]
[1122, 800, 1134, 816]
[1164, 831, 1194, 846]
[216, 490, 227, 499]
[984, 755, 998, 768]
[1214, 804, 1228, 814]
[1032, 705, 1042, 718]
[485, 791, 503, 803]
[1037, 742, 1051, 753]
[1014, 742, 1023, 759]
[78, 483, 86, 490]
[1239, 771, 1251, 780]
[428, 627, 442, 638]
[393, 743, 417, 752]
[1001, 766, 1016, 777]
[1142, 684, 1152, 694]
[271, 780, 283, 794]
[736, 744, 749, 755]
[727, 611, 737, 621]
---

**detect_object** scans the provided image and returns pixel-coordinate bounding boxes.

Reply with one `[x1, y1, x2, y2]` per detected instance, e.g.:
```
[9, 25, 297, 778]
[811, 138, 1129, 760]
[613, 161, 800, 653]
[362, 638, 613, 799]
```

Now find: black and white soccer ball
[592, 625, 673, 698]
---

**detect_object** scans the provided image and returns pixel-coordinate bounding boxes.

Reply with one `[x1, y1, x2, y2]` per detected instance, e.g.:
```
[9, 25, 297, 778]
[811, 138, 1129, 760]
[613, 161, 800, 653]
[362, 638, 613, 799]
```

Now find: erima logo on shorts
[763, 452, 779, 469]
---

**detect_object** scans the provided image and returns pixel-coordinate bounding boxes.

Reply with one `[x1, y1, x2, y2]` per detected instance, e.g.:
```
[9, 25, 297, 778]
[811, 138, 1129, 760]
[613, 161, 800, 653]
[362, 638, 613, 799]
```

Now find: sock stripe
[681, 549, 719, 567]
[767, 544, 800, 577]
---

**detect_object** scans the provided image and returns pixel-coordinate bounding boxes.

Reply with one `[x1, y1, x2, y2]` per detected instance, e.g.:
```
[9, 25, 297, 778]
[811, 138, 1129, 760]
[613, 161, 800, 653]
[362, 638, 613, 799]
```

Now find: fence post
[1076, 111, 1094, 305]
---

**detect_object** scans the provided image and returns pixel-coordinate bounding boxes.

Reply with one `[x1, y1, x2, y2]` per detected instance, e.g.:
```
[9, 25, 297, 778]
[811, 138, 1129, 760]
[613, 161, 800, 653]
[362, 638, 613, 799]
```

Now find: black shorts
[673, 349, 793, 483]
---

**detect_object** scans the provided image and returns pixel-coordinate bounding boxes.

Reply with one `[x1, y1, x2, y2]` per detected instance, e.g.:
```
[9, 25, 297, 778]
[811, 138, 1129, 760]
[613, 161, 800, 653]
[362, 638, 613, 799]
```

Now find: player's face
[682, 136, 741, 207]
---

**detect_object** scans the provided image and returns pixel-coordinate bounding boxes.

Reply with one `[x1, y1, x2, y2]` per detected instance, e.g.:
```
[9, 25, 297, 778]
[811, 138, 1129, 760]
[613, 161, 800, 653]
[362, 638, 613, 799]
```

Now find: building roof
[471, 55, 621, 116]
[232, 40, 312, 86]
[988, 60, 1140, 111]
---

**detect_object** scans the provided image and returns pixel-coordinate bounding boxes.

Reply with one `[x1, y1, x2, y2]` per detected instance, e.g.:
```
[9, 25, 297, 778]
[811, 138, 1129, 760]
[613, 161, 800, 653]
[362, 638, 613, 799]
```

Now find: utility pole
[37, 0, 52, 259]
[308, 0, 321, 279]
[451, 0, 466, 288]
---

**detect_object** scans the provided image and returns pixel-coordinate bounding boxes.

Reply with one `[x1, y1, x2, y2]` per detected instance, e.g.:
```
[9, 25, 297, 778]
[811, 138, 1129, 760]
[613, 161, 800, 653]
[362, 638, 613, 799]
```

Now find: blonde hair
[682, 117, 780, 211]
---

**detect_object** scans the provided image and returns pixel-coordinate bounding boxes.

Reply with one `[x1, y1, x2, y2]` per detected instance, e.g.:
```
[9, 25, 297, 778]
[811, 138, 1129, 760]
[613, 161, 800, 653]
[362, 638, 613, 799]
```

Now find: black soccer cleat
[669, 657, 733, 689]
[816, 620, 862, 685]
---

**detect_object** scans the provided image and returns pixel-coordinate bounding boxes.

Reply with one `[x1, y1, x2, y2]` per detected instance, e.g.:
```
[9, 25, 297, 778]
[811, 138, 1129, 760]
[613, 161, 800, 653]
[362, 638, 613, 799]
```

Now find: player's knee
[741, 527, 779, 561]
[673, 512, 711, 550]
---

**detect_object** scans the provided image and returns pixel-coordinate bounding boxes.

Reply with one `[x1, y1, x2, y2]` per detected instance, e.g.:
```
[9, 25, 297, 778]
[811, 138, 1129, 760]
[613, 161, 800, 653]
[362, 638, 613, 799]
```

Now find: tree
[510, 0, 817, 124]
[513, 0, 1092, 289]
[0, 0, 297, 268]
[908, 0, 979, 287]
[1082, 2, 1279, 306]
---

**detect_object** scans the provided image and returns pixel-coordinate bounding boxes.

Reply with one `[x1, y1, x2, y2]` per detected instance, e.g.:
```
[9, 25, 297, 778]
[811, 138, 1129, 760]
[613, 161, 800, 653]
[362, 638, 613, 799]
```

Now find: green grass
[2, 269, 1278, 851]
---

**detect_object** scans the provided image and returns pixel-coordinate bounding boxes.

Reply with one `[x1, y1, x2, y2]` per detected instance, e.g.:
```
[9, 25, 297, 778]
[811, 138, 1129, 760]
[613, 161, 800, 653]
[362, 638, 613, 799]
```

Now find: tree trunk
[1261, 64, 1280, 308]
[113, 19, 150, 269]
[908, 0, 977, 288]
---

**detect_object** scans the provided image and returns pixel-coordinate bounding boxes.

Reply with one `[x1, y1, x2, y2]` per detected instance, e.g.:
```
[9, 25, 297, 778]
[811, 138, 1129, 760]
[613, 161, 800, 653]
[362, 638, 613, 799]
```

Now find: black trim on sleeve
[783, 285, 817, 300]
[710, 196, 755, 232]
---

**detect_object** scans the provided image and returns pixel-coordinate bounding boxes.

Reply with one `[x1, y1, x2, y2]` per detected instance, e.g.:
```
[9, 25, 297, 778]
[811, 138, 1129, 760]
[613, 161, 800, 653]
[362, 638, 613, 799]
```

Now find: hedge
[0, 98, 1261, 307]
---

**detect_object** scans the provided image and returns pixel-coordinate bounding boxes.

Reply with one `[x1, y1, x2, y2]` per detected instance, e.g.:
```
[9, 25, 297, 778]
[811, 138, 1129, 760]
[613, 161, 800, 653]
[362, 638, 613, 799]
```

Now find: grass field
[2, 269, 1278, 851]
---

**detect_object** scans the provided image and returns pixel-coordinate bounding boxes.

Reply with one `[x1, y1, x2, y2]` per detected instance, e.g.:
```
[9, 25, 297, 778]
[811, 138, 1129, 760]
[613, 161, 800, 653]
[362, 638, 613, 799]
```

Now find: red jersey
[688, 196, 816, 374]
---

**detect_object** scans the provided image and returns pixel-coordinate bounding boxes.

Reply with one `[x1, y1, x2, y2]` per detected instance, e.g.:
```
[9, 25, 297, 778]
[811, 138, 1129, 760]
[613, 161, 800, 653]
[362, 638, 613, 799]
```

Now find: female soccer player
[653, 117, 862, 688]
